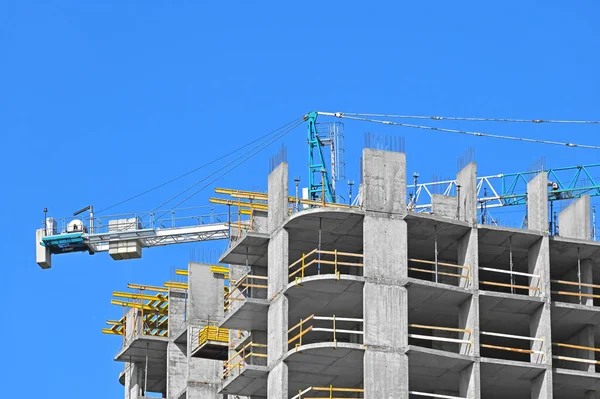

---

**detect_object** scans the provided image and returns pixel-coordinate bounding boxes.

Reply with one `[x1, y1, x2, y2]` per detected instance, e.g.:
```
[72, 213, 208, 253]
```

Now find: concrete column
[558, 195, 591, 239]
[268, 162, 288, 231]
[531, 369, 553, 399]
[124, 361, 144, 399]
[562, 325, 596, 372]
[361, 148, 406, 214]
[459, 295, 479, 356]
[167, 289, 188, 398]
[432, 194, 458, 219]
[363, 282, 408, 349]
[266, 163, 290, 399]
[458, 228, 478, 289]
[458, 362, 481, 399]
[457, 162, 477, 224]
[527, 173, 548, 233]
[530, 303, 552, 365]
[364, 351, 408, 399]
[187, 263, 225, 399]
[529, 237, 551, 299]
[363, 215, 407, 283]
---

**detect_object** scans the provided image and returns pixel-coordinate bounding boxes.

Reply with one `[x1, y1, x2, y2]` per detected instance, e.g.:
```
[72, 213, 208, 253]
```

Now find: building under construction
[35, 112, 600, 398]
[69, 147, 600, 399]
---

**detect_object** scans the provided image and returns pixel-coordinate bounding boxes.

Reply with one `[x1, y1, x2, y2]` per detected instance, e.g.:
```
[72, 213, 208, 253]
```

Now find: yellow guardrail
[198, 325, 229, 345]
[409, 258, 471, 282]
[224, 273, 268, 311]
[288, 314, 364, 350]
[288, 249, 364, 282]
[223, 341, 267, 378]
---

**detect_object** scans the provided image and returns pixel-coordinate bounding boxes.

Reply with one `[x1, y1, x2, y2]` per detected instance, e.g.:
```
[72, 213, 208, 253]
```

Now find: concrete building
[111, 148, 600, 398]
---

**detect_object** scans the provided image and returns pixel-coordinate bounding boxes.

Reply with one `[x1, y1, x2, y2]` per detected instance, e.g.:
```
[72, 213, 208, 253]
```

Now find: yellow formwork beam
[209, 197, 268, 210]
[102, 328, 124, 336]
[210, 265, 229, 275]
[127, 283, 169, 293]
[112, 291, 167, 302]
[175, 269, 188, 276]
[164, 281, 188, 290]
[111, 299, 169, 314]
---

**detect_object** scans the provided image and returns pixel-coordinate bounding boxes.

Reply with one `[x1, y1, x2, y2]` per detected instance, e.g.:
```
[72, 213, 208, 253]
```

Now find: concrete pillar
[531, 369, 553, 399]
[361, 148, 406, 214]
[527, 173, 548, 233]
[362, 149, 409, 398]
[458, 228, 478, 289]
[432, 194, 458, 219]
[186, 263, 225, 399]
[266, 163, 290, 399]
[563, 325, 596, 372]
[530, 303, 552, 365]
[458, 362, 481, 399]
[529, 237, 551, 298]
[167, 289, 188, 398]
[364, 351, 408, 399]
[457, 162, 477, 224]
[558, 195, 591, 240]
[459, 295, 479, 356]
[268, 162, 288, 231]
[124, 361, 144, 399]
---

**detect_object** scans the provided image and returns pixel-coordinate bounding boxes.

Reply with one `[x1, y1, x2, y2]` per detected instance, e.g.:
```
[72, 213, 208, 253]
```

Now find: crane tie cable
[324, 112, 600, 125]
[317, 112, 600, 150]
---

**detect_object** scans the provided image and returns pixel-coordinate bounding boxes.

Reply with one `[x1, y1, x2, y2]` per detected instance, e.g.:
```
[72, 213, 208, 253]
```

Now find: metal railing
[408, 258, 470, 284]
[409, 392, 466, 399]
[288, 249, 364, 282]
[288, 314, 363, 350]
[291, 386, 364, 399]
[551, 279, 600, 304]
[481, 331, 545, 362]
[408, 324, 472, 352]
[223, 341, 268, 379]
[552, 342, 600, 366]
[479, 266, 542, 296]
[224, 273, 268, 312]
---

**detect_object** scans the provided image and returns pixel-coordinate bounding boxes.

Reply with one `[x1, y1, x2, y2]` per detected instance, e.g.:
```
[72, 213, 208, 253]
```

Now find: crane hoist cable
[97, 116, 304, 215]
[151, 117, 304, 219]
[330, 112, 600, 125]
[318, 112, 600, 150]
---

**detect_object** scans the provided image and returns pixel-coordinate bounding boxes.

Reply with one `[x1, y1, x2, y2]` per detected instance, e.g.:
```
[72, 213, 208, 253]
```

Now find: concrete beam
[527, 172, 549, 233]
[361, 148, 406, 214]
[457, 162, 477, 224]
[558, 195, 591, 240]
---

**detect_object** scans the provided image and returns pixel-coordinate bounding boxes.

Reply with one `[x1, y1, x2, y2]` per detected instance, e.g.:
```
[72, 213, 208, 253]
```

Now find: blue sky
[2, 1, 599, 397]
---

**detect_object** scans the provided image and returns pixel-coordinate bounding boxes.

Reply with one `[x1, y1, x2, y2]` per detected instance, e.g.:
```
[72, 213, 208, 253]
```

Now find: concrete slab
[220, 365, 269, 397]
[549, 236, 600, 279]
[285, 343, 364, 394]
[285, 275, 365, 324]
[407, 278, 472, 327]
[190, 340, 228, 361]
[220, 298, 269, 331]
[553, 368, 600, 398]
[479, 291, 543, 335]
[480, 358, 546, 399]
[219, 231, 270, 267]
[407, 346, 473, 393]
[114, 336, 168, 393]
[405, 213, 471, 262]
[478, 225, 542, 268]
[551, 302, 600, 342]
[285, 209, 364, 263]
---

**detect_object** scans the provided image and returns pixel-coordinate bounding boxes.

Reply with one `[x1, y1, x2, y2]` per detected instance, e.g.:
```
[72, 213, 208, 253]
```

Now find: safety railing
[291, 386, 364, 399]
[479, 266, 542, 296]
[288, 249, 364, 283]
[223, 341, 268, 379]
[551, 279, 600, 304]
[193, 325, 229, 347]
[552, 342, 600, 366]
[408, 258, 470, 285]
[288, 314, 363, 350]
[224, 273, 268, 312]
[409, 392, 465, 399]
[481, 331, 545, 362]
[408, 324, 472, 353]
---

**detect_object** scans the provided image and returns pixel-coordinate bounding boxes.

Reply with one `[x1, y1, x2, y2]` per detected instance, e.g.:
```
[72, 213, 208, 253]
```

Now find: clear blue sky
[2, 1, 599, 397]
